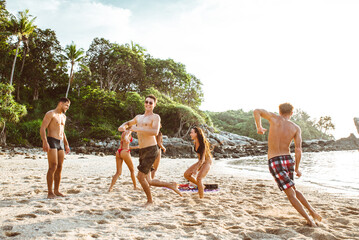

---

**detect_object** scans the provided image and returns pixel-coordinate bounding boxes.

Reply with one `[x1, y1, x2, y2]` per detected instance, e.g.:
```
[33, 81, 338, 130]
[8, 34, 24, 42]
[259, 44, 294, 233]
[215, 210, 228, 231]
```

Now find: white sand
[1, 149, 359, 239]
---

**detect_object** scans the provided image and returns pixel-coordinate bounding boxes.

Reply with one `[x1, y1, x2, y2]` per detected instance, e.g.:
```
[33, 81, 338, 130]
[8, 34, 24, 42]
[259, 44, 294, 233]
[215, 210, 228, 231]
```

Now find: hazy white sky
[7, 0, 359, 138]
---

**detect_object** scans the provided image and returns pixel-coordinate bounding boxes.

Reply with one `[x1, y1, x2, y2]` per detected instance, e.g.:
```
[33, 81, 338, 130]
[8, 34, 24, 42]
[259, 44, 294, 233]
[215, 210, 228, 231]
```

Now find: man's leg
[137, 171, 153, 207]
[294, 189, 322, 222]
[284, 187, 317, 226]
[47, 149, 58, 199]
[54, 150, 65, 197]
[147, 174, 182, 196]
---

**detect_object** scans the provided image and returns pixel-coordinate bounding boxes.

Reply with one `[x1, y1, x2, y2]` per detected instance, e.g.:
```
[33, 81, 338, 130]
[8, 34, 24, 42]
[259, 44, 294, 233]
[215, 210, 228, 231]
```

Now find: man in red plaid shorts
[253, 103, 322, 227]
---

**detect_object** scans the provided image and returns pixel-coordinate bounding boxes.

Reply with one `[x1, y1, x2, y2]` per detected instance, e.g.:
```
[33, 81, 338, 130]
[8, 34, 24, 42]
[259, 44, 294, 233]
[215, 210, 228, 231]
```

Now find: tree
[86, 38, 146, 92]
[316, 116, 335, 138]
[0, 9, 36, 86]
[59, 42, 89, 97]
[22, 28, 65, 100]
[0, 83, 27, 145]
[144, 56, 203, 108]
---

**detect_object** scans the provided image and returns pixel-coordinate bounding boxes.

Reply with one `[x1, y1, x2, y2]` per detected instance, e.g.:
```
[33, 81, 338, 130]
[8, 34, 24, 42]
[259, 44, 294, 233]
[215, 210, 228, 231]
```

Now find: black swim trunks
[138, 145, 158, 174]
[47, 136, 65, 151]
[268, 155, 295, 191]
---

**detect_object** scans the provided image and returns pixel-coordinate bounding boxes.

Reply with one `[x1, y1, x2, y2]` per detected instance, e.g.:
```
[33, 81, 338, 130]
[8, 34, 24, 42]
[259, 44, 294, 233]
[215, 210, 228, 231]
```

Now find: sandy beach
[1, 148, 359, 240]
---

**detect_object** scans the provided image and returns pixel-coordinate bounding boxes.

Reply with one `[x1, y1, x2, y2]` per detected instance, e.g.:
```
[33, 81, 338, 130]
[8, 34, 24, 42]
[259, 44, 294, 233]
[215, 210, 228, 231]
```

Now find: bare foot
[47, 193, 56, 199]
[143, 201, 154, 208]
[169, 182, 182, 197]
[54, 191, 65, 197]
[310, 211, 322, 223]
[108, 187, 113, 192]
[306, 220, 317, 227]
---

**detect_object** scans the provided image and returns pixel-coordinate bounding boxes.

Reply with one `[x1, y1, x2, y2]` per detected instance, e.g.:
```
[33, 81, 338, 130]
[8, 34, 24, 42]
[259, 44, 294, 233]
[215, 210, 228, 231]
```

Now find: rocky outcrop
[354, 118, 359, 134]
[70, 131, 359, 159]
[2, 131, 358, 159]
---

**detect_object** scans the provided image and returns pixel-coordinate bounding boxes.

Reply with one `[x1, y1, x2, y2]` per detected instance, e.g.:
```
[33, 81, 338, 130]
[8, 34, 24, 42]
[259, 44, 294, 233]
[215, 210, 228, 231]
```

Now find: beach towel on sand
[178, 183, 219, 192]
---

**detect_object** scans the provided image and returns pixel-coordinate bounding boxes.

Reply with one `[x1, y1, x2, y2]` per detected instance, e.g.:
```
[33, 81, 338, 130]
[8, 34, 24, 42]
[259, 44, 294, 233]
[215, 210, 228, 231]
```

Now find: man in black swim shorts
[40, 97, 70, 199]
[118, 94, 182, 207]
[47, 136, 65, 151]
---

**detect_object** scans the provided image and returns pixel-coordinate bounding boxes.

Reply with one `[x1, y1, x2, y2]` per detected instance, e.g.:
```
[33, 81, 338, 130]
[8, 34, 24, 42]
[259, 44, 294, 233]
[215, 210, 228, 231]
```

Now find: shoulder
[153, 114, 161, 121]
[45, 110, 55, 118]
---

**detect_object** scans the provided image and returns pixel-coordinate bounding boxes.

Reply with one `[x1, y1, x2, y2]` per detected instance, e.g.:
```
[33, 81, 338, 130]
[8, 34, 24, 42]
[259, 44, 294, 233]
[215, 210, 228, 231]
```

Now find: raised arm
[253, 109, 275, 134]
[293, 126, 303, 177]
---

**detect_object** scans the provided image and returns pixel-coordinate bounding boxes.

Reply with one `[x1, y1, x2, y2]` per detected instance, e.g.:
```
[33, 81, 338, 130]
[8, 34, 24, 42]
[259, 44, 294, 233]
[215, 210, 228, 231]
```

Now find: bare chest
[137, 115, 153, 128]
[51, 114, 66, 128]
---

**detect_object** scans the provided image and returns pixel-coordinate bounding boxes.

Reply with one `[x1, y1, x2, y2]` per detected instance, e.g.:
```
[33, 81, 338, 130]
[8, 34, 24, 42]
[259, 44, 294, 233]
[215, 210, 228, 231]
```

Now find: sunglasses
[145, 100, 154, 105]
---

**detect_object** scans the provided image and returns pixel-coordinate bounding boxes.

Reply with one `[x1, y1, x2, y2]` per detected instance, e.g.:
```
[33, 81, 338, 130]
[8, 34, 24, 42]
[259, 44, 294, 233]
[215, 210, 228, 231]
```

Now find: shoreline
[1, 151, 359, 239]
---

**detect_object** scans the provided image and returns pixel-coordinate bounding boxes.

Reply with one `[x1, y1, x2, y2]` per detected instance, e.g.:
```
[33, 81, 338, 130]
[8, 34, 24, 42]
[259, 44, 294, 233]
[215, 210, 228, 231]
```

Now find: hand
[65, 145, 70, 154]
[295, 169, 302, 178]
[162, 147, 166, 153]
[118, 126, 126, 132]
[42, 142, 49, 152]
[257, 127, 267, 135]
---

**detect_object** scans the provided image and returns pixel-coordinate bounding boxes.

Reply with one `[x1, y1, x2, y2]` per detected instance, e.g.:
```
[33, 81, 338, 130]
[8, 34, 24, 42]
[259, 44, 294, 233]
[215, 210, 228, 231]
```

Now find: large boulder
[354, 118, 359, 134]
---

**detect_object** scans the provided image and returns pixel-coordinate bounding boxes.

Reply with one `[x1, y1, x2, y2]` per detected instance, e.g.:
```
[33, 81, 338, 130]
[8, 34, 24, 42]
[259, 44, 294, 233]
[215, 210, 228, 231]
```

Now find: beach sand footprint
[5, 232, 21, 237]
[67, 189, 81, 194]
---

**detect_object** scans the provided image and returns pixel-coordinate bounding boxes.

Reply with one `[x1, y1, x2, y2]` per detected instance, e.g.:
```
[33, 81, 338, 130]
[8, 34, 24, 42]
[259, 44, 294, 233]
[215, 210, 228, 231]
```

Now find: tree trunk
[17, 47, 28, 101]
[33, 87, 39, 100]
[0, 122, 6, 146]
[65, 64, 74, 98]
[9, 41, 21, 86]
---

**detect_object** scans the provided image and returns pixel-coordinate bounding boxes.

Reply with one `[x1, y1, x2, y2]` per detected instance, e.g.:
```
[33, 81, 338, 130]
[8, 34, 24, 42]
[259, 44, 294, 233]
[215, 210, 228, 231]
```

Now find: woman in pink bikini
[108, 128, 138, 192]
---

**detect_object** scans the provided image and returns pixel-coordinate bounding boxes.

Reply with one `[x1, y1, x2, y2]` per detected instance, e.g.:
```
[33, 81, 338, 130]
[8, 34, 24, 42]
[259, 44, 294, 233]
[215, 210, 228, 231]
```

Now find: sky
[7, 0, 359, 139]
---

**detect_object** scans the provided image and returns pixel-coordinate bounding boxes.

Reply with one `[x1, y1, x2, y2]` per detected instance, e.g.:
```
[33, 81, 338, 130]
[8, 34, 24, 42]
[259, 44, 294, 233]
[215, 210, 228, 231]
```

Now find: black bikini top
[194, 144, 204, 155]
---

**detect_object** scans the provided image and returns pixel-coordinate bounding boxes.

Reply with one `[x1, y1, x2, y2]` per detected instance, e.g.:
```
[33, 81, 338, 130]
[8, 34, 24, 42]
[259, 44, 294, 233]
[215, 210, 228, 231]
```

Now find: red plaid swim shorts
[268, 155, 295, 191]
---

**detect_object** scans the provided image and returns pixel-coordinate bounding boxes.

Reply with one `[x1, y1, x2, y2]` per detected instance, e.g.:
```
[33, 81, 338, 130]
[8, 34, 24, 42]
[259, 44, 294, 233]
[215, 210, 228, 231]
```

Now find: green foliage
[207, 109, 268, 141]
[208, 108, 333, 141]
[7, 119, 41, 146]
[0, 83, 27, 126]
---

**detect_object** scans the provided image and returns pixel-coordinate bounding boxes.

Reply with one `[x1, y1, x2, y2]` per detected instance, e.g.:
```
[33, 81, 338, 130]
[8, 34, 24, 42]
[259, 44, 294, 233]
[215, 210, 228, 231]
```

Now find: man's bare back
[253, 103, 322, 227]
[266, 115, 300, 159]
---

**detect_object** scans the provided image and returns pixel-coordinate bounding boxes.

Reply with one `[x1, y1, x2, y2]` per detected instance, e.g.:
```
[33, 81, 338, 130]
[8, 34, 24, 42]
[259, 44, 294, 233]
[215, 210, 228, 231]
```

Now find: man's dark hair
[145, 94, 157, 104]
[59, 97, 70, 103]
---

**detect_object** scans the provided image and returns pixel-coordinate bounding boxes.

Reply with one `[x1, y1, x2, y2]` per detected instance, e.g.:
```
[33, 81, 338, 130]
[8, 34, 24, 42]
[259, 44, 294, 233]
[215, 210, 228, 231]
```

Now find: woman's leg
[183, 162, 199, 185]
[196, 163, 211, 199]
[151, 149, 161, 179]
[121, 151, 137, 189]
[108, 151, 123, 192]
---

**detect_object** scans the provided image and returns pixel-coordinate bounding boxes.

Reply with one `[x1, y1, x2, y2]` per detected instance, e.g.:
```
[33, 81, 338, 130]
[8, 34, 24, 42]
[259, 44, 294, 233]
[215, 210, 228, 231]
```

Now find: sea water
[222, 150, 359, 198]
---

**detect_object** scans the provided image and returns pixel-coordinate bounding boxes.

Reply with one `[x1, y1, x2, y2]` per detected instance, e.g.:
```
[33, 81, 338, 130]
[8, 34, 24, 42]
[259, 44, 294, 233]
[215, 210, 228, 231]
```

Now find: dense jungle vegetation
[0, 1, 334, 147]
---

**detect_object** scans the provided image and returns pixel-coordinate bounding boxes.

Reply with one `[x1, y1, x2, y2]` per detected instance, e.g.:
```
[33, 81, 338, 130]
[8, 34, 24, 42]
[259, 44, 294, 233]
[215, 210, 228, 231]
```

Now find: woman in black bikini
[183, 126, 213, 199]
[108, 129, 138, 192]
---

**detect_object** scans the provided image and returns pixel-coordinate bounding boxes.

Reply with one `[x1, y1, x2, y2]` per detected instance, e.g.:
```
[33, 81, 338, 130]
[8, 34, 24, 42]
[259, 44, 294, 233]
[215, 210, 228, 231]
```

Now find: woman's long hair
[193, 127, 212, 159]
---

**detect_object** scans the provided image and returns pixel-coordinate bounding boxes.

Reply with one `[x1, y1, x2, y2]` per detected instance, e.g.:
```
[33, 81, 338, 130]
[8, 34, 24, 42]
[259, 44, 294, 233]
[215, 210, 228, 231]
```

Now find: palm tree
[60, 42, 90, 97]
[0, 9, 36, 86]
